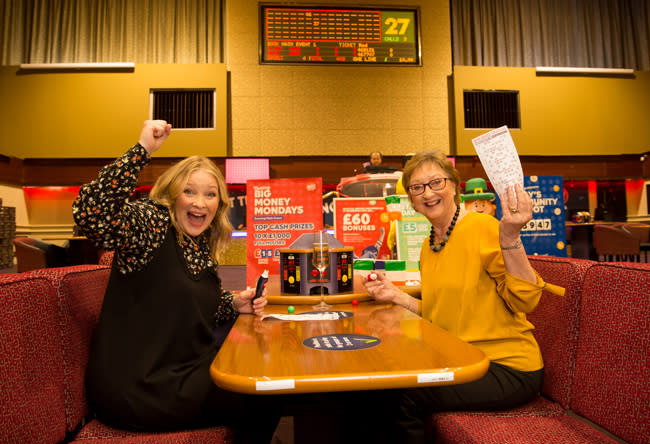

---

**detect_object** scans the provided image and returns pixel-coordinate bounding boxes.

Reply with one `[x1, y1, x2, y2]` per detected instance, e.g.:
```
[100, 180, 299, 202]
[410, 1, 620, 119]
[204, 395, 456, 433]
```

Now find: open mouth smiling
[423, 198, 442, 208]
[187, 212, 207, 226]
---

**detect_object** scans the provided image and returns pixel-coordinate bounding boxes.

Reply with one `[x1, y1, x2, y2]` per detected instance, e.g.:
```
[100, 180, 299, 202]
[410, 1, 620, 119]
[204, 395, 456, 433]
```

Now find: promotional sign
[496, 176, 567, 257]
[333, 198, 392, 260]
[395, 195, 431, 262]
[246, 178, 323, 285]
[227, 185, 338, 231]
[321, 188, 339, 229]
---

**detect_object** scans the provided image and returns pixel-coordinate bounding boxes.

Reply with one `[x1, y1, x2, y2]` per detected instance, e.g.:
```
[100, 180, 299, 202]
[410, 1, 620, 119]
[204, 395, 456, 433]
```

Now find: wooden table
[210, 292, 489, 395]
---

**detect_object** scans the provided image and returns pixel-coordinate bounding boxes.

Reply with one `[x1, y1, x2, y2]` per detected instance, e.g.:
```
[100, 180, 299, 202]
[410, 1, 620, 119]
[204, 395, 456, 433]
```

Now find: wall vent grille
[151, 89, 215, 129]
[463, 90, 520, 129]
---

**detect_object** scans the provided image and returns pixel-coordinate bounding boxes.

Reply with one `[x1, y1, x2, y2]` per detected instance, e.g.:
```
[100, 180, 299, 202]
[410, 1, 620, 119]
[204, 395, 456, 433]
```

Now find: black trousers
[343, 362, 543, 444]
[200, 386, 283, 444]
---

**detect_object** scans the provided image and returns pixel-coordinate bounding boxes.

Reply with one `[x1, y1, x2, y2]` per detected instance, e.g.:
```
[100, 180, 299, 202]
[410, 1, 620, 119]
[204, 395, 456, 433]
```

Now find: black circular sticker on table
[303, 334, 381, 351]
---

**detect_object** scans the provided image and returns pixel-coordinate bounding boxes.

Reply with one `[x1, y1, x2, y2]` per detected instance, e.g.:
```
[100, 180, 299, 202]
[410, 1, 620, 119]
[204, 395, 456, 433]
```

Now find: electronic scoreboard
[260, 4, 421, 65]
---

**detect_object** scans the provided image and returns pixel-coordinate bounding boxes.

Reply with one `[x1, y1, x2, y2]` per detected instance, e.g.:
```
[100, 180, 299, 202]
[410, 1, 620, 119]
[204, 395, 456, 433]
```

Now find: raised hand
[138, 120, 172, 155]
[498, 183, 532, 246]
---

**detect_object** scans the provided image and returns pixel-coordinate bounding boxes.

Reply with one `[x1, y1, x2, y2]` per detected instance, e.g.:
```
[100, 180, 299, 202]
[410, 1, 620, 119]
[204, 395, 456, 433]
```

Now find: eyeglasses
[407, 178, 449, 195]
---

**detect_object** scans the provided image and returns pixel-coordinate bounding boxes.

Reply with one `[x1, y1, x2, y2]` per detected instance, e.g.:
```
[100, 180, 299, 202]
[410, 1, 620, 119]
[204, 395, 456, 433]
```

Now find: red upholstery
[434, 396, 564, 420]
[2, 265, 235, 444]
[432, 259, 650, 444]
[72, 419, 235, 443]
[432, 256, 597, 442]
[435, 413, 620, 444]
[571, 262, 650, 444]
[0, 272, 67, 444]
[526, 256, 594, 408]
[98, 250, 114, 266]
[34, 265, 112, 432]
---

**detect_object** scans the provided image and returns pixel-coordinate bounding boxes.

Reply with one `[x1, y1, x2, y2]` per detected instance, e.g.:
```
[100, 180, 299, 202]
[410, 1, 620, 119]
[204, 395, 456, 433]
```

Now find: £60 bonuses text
[342, 212, 376, 231]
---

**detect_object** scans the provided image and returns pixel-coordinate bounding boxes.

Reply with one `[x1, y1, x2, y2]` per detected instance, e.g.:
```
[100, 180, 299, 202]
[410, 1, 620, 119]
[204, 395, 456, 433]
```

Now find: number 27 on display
[384, 17, 410, 35]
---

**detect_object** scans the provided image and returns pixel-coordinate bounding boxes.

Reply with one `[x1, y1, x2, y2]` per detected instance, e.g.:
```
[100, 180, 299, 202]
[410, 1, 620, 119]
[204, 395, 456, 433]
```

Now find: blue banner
[496, 176, 567, 257]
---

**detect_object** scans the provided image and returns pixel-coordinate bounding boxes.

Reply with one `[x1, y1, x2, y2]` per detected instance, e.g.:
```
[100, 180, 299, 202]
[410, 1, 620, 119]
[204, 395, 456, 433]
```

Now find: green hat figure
[462, 178, 496, 216]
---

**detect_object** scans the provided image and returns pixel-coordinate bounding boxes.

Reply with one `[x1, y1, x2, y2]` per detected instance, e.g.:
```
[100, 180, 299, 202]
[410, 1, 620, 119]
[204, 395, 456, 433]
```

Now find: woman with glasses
[363, 151, 546, 443]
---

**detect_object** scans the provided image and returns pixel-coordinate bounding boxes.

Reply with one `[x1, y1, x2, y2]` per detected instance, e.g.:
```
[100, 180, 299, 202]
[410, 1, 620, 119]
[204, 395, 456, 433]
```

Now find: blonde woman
[73, 120, 276, 443]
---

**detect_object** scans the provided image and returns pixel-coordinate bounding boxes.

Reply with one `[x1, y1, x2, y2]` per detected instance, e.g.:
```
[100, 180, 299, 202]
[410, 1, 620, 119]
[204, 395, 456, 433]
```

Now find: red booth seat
[0, 265, 234, 444]
[432, 257, 650, 444]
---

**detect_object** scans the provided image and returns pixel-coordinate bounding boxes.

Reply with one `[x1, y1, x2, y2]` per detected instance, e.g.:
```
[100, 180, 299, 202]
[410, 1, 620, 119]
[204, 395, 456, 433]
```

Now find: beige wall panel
[329, 130, 392, 155]
[453, 66, 650, 156]
[293, 97, 345, 130]
[390, 129, 425, 154]
[226, 0, 452, 157]
[260, 97, 294, 130]
[231, 129, 260, 155]
[422, 130, 450, 152]
[390, 97, 424, 130]
[0, 64, 228, 158]
[424, 98, 449, 130]
[387, 70, 424, 97]
[25, 187, 77, 225]
[231, 96, 261, 129]
[0, 185, 29, 226]
[230, 66, 261, 96]
[340, 100, 392, 131]
[294, 130, 332, 156]
[260, 68, 296, 97]
[259, 130, 295, 155]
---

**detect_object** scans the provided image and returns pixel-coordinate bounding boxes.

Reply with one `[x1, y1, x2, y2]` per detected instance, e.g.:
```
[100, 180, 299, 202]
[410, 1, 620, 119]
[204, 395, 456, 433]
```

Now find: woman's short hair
[402, 151, 461, 205]
[149, 156, 232, 262]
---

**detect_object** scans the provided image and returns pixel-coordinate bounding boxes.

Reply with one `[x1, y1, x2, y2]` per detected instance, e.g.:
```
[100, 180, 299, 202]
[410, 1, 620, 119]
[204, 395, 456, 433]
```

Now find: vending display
[279, 232, 353, 295]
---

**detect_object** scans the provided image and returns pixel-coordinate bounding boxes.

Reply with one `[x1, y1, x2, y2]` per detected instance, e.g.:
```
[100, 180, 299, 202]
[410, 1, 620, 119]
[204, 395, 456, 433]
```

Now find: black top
[86, 227, 222, 430]
[72, 144, 238, 430]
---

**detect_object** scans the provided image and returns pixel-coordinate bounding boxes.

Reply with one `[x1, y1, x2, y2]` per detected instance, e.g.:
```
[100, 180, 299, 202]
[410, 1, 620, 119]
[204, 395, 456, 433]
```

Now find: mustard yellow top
[420, 211, 544, 372]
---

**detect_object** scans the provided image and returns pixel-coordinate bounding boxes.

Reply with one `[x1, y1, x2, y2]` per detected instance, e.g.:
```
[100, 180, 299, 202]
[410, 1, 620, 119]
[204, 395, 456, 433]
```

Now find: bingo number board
[260, 4, 421, 65]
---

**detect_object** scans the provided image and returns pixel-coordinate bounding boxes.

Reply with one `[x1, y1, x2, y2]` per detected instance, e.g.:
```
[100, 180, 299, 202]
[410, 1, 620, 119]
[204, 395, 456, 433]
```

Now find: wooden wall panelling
[7, 155, 649, 187]
[0, 155, 23, 186]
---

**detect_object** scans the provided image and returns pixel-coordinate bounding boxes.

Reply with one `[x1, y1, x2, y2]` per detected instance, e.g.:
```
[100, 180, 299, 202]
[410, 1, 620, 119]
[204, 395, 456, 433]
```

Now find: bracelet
[406, 296, 411, 311]
[501, 239, 523, 250]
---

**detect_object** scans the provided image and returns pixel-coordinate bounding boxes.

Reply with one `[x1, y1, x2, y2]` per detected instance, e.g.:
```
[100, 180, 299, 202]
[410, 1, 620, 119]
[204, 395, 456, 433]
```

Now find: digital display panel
[225, 158, 270, 184]
[260, 4, 421, 65]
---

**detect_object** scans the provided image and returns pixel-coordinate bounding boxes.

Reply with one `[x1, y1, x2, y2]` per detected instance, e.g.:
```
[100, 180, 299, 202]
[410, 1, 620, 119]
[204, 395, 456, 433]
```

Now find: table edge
[210, 354, 489, 394]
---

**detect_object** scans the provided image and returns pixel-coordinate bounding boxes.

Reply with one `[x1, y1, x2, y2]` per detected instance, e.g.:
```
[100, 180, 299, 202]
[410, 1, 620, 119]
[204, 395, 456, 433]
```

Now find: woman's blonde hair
[149, 156, 232, 263]
[402, 151, 461, 206]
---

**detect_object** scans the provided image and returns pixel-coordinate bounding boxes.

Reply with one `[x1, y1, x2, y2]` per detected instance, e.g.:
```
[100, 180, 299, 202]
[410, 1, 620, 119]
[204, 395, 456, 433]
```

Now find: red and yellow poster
[333, 198, 392, 260]
[246, 178, 323, 285]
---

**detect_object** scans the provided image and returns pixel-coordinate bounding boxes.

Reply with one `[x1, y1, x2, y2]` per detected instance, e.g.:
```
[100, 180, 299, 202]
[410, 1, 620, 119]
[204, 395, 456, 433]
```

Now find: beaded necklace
[429, 205, 460, 252]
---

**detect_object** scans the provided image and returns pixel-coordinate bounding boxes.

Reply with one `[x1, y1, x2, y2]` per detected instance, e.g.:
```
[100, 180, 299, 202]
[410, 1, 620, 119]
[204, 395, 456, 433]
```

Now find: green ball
[287, 305, 295, 313]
